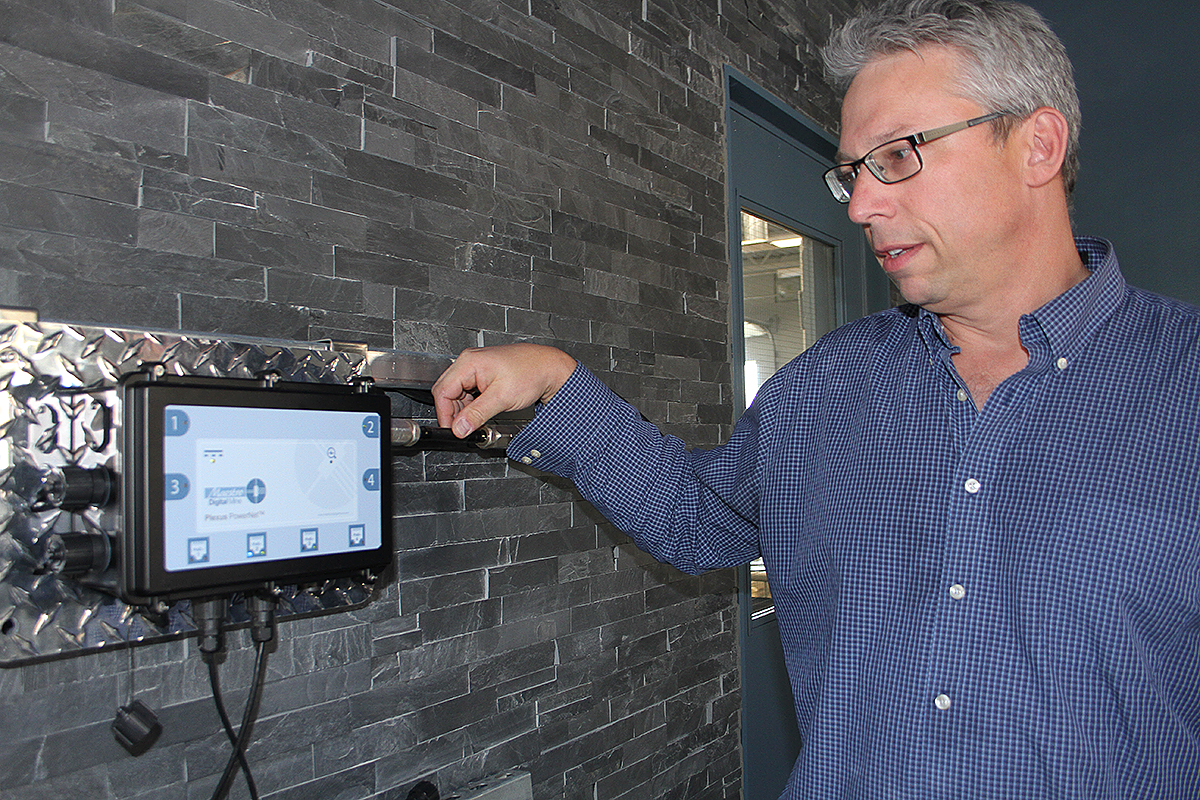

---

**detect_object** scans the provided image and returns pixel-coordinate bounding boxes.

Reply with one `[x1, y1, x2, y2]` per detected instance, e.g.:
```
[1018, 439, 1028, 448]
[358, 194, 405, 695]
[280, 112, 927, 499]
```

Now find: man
[433, 1, 1200, 796]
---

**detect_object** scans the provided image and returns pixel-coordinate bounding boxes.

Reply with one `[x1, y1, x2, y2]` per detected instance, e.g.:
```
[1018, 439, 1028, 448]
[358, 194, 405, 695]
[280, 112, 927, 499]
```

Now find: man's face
[838, 46, 1027, 315]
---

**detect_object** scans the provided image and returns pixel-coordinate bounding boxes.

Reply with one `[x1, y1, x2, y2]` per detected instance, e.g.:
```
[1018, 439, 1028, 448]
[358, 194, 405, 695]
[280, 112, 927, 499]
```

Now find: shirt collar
[915, 236, 1127, 360]
[1028, 236, 1125, 360]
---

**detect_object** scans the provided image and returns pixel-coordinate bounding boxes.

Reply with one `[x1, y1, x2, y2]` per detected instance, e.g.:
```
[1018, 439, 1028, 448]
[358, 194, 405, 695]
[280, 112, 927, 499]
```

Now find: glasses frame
[823, 111, 1012, 203]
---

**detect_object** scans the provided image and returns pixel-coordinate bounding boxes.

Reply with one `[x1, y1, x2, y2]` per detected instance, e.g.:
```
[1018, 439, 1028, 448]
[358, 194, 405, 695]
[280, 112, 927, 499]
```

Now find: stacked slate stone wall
[0, 0, 849, 797]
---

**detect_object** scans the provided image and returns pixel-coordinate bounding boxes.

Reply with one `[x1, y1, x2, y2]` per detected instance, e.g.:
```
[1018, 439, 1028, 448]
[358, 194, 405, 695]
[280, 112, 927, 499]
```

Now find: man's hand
[432, 343, 577, 437]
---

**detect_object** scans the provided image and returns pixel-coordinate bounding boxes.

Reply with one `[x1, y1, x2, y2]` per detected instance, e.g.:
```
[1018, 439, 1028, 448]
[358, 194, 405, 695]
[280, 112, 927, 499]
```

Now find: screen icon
[245, 478, 266, 504]
[348, 524, 366, 547]
[164, 409, 190, 436]
[362, 469, 380, 491]
[300, 528, 319, 552]
[165, 473, 190, 500]
[188, 537, 209, 564]
[247, 533, 267, 558]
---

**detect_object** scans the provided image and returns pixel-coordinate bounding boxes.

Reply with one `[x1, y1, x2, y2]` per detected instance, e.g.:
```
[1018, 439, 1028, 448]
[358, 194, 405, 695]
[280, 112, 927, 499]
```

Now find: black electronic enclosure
[121, 373, 392, 604]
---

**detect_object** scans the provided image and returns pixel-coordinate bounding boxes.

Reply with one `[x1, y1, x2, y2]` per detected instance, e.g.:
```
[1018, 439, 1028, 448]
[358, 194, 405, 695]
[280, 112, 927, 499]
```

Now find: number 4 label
[361, 468, 380, 490]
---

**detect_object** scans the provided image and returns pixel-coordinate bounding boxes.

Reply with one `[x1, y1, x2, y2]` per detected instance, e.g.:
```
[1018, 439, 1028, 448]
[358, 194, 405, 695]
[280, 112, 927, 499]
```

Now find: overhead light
[744, 321, 769, 338]
[771, 237, 804, 248]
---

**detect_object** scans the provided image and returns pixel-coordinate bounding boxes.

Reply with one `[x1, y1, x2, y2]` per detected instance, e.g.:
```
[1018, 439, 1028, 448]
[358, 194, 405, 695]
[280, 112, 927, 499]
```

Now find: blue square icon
[300, 528, 319, 552]
[188, 537, 209, 564]
[247, 533, 267, 558]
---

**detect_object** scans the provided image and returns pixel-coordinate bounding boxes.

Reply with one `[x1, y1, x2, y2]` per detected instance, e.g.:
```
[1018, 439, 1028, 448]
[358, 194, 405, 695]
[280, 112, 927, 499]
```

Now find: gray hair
[823, 0, 1081, 193]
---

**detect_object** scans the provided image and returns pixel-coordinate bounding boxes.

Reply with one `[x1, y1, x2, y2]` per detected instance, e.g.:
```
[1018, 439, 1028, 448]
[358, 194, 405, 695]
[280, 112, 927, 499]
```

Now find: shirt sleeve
[506, 362, 765, 574]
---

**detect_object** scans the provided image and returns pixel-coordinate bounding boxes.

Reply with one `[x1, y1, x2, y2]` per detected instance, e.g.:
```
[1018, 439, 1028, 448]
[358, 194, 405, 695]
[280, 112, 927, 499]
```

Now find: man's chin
[888, 275, 922, 306]
[889, 278, 946, 311]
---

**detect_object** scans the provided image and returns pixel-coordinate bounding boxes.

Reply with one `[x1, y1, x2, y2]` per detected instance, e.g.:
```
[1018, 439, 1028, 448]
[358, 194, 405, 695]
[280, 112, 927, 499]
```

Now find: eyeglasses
[823, 111, 1011, 203]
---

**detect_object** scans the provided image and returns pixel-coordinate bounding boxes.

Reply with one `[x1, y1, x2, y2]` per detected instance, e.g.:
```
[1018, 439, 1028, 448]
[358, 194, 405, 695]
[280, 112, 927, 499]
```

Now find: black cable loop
[210, 637, 269, 800]
[206, 654, 259, 800]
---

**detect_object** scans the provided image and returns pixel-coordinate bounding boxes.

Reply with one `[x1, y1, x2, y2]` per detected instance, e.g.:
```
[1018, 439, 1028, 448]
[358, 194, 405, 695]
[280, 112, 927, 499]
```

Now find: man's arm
[432, 343, 578, 437]
[431, 344, 765, 574]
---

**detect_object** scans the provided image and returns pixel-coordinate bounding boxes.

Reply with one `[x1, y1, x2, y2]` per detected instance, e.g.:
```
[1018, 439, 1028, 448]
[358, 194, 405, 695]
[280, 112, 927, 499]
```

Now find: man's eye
[878, 145, 913, 165]
[835, 166, 856, 181]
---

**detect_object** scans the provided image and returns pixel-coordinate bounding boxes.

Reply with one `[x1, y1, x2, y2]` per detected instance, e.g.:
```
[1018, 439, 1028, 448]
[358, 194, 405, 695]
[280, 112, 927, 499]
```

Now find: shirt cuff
[505, 363, 628, 477]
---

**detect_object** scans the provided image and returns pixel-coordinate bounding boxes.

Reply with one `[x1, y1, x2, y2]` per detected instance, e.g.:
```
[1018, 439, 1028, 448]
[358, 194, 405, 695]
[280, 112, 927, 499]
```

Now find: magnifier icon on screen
[327, 447, 337, 462]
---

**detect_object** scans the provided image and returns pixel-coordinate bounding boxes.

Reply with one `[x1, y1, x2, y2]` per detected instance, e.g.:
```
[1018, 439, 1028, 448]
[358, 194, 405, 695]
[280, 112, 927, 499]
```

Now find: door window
[740, 210, 838, 617]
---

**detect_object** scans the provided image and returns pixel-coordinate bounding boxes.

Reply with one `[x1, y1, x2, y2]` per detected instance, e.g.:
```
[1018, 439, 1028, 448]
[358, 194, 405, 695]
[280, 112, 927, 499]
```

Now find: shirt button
[530, 450, 541, 458]
[520, 456, 532, 464]
[935, 693, 951, 711]
[956, 388, 968, 402]
[949, 583, 966, 600]
[1056, 356, 1069, 370]
[964, 478, 981, 494]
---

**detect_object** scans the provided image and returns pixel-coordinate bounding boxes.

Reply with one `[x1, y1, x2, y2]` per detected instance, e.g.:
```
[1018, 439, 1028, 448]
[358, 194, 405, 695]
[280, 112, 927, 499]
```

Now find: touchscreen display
[161, 404, 384, 572]
[121, 375, 392, 604]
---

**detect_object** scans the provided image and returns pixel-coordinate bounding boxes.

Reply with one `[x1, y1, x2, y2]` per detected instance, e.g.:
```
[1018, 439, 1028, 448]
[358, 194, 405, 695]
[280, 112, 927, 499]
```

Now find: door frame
[724, 65, 887, 800]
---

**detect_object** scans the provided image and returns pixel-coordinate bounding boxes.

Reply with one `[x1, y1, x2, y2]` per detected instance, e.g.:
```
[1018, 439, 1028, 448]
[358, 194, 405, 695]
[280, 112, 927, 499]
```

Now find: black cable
[206, 656, 259, 800]
[195, 596, 259, 800]
[210, 638, 267, 800]
[211, 596, 275, 800]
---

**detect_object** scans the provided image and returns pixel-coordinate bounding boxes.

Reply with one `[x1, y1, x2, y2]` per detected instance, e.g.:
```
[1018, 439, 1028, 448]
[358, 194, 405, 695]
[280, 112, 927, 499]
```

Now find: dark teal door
[725, 68, 888, 800]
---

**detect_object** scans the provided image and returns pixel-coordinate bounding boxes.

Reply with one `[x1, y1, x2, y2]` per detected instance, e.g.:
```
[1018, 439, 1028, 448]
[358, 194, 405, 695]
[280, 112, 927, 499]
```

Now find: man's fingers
[431, 362, 477, 429]
[431, 344, 577, 437]
[431, 349, 514, 436]
[452, 397, 499, 437]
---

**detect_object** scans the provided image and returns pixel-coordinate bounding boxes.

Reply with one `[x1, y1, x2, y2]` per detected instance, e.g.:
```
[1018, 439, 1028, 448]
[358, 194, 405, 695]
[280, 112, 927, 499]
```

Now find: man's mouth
[875, 244, 919, 270]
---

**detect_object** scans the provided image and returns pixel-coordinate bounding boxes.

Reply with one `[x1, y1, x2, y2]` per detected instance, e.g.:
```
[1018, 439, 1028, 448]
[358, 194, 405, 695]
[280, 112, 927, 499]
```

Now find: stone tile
[395, 46, 500, 109]
[0, 88, 45, 137]
[266, 268, 362, 312]
[0, 1, 849, 799]
[0, 5, 208, 100]
[334, 246, 429, 288]
[391, 66, 480, 128]
[311, 171, 416, 223]
[2, 766, 110, 800]
[0, 180, 136, 244]
[218, 223, 334, 273]
[433, 30, 536, 95]
[178, 293, 310, 339]
[0, 137, 140, 205]
[137, 209, 214, 255]
[364, 221, 458, 269]
[255, 193, 370, 249]
[207, 77, 361, 149]
[186, 0, 312, 65]
[113, 2, 252, 79]
[187, 101, 347, 175]
[47, 86, 187, 156]
[188, 139, 315, 202]
[343, 148, 476, 210]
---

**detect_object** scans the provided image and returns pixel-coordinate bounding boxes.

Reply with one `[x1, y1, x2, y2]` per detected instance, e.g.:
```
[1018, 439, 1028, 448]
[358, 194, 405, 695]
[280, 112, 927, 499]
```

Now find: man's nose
[845, 168, 893, 225]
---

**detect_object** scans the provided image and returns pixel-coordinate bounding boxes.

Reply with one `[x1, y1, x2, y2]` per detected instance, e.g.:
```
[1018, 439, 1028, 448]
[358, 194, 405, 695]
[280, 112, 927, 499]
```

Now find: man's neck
[940, 234, 1089, 409]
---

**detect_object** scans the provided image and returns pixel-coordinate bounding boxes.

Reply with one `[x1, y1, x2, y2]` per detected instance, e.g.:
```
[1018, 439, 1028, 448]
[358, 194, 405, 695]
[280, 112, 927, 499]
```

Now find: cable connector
[193, 597, 229, 656]
[32, 465, 116, 511]
[246, 593, 277, 644]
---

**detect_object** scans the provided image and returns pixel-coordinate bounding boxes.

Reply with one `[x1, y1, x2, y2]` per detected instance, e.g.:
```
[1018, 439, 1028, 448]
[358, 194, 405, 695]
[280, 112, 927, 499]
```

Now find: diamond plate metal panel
[0, 321, 385, 666]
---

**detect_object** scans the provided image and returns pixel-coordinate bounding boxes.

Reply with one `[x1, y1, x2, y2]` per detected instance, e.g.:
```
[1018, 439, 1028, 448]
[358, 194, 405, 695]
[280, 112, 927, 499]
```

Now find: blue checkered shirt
[509, 237, 1200, 799]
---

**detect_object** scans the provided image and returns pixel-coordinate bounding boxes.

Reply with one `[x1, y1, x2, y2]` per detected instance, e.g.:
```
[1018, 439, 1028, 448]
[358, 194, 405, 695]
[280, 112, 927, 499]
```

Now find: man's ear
[1022, 106, 1069, 188]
